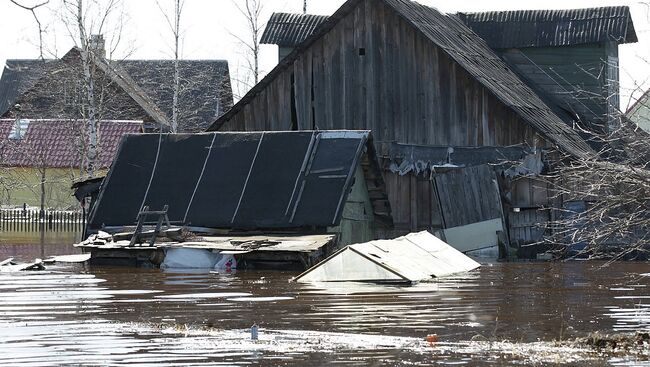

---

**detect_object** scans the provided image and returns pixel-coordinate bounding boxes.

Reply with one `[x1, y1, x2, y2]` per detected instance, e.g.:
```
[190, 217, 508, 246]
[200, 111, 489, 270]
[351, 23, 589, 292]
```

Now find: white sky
[0, 0, 648, 109]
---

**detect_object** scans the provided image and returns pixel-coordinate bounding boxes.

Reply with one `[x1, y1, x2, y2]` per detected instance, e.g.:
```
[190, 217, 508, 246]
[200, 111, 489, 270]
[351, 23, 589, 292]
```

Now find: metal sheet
[295, 231, 480, 283]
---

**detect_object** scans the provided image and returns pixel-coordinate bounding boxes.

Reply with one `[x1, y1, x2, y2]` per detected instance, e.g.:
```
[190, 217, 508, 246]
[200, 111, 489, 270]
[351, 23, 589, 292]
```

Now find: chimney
[89, 34, 106, 58]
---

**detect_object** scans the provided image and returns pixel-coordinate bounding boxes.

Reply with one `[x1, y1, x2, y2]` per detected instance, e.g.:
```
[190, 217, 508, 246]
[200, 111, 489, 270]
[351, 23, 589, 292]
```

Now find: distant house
[627, 89, 650, 132]
[0, 119, 142, 209]
[209, 0, 637, 257]
[0, 36, 233, 132]
[0, 35, 234, 209]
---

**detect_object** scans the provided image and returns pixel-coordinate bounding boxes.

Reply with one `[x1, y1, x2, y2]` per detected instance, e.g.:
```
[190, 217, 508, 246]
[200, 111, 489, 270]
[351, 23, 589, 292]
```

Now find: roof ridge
[461, 5, 631, 16]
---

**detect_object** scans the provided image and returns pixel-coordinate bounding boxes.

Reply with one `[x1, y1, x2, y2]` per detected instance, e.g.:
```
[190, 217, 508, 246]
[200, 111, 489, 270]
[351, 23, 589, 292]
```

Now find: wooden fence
[0, 209, 84, 233]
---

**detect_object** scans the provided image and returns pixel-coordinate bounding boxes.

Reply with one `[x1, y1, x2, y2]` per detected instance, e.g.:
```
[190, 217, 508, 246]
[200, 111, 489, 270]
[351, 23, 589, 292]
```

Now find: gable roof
[118, 60, 232, 132]
[0, 119, 142, 169]
[459, 6, 637, 49]
[0, 59, 51, 116]
[211, 0, 595, 159]
[88, 130, 390, 231]
[0, 50, 232, 131]
[261, 12, 329, 47]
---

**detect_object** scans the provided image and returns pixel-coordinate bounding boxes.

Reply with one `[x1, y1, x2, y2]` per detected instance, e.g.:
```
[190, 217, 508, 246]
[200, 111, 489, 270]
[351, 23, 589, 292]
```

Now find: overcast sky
[1, 0, 648, 109]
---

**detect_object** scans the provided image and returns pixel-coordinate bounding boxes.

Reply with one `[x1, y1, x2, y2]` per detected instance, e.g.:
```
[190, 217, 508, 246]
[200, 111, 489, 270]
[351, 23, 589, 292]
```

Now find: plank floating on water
[0, 259, 45, 272]
[45, 254, 92, 263]
[0, 258, 15, 266]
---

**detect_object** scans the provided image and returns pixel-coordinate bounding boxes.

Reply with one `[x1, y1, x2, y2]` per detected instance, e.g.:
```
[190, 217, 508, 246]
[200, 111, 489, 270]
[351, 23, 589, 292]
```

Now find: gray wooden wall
[219, 0, 546, 150]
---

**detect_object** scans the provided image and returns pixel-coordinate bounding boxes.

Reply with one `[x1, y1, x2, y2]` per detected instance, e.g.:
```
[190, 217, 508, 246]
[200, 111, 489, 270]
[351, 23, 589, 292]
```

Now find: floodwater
[2, 242, 650, 366]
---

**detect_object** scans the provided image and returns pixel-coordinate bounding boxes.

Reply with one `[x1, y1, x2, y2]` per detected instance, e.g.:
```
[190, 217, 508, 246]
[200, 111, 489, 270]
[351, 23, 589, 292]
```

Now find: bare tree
[156, 0, 185, 133]
[59, 0, 126, 176]
[232, 0, 264, 87]
[10, 1, 50, 60]
[541, 107, 650, 260]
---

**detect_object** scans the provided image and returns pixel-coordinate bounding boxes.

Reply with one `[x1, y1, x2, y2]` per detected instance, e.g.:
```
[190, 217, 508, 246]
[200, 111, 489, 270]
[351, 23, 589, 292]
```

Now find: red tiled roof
[0, 119, 142, 169]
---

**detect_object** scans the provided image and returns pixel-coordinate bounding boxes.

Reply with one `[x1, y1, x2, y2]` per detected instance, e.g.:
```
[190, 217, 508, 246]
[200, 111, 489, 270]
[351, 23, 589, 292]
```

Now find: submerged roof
[89, 130, 382, 230]
[460, 6, 637, 49]
[261, 13, 329, 47]
[211, 0, 595, 159]
[295, 231, 481, 283]
[0, 119, 142, 168]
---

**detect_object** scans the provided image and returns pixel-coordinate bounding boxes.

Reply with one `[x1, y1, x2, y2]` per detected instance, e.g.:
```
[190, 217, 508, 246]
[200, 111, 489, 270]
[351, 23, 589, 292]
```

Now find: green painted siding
[0, 167, 105, 209]
[628, 94, 650, 132]
[506, 43, 615, 131]
[328, 166, 375, 246]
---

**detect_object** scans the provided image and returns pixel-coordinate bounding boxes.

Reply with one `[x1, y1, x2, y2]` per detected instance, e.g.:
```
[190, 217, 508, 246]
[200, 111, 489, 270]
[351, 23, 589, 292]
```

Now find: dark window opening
[290, 73, 298, 131]
[310, 56, 316, 130]
[358, 48, 366, 56]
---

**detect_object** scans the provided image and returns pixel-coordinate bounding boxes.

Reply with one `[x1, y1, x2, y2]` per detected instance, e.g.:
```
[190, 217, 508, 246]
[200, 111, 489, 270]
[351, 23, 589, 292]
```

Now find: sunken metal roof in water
[459, 6, 637, 49]
[260, 12, 329, 47]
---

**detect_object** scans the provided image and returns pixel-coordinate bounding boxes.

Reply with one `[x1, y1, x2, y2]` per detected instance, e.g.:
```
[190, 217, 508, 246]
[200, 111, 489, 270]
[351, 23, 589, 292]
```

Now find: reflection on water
[1, 244, 650, 365]
[0, 231, 81, 260]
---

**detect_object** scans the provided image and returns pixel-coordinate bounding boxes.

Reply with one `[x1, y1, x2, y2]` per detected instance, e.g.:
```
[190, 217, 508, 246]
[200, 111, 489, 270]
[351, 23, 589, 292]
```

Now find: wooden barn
[208, 0, 637, 257]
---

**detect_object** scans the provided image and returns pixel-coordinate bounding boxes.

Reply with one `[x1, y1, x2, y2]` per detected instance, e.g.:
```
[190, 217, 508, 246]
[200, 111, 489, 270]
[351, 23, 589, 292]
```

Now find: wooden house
[460, 7, 637, 136]
[208, 0, 637, 257]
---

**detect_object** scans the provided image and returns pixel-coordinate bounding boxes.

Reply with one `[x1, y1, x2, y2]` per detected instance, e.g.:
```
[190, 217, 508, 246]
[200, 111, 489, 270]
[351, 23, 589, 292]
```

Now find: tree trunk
[172, 0, 181, 133]
[77, 0, 99, 176]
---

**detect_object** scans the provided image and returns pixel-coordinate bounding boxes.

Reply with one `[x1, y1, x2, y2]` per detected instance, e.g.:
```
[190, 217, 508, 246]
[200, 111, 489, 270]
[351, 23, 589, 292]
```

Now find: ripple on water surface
[1, 259, 650, 365]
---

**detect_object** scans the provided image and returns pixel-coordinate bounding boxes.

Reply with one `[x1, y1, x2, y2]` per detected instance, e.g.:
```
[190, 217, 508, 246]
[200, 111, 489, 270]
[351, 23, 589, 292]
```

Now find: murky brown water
[1, 242, 650, 365]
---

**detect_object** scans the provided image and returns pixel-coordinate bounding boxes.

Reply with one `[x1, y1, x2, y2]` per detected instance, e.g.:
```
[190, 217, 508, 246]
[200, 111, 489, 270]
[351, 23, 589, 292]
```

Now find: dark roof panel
[460, 6, 637, 48]
[261, 12, 329, 47]
[88, 130, 372, 230]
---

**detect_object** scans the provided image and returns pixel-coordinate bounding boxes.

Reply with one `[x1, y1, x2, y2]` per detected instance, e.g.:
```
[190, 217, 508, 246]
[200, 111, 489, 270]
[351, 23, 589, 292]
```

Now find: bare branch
[10, 0, 49, 60]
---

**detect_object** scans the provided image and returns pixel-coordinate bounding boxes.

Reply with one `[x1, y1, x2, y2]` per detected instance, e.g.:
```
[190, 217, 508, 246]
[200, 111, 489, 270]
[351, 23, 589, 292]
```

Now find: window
[8, 119, 30, 140]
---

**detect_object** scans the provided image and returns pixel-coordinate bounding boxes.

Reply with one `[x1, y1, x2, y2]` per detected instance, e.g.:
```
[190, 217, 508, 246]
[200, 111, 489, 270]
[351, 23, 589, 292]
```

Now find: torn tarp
[380, 142, 532, 175]
[294, 231, 480, 284]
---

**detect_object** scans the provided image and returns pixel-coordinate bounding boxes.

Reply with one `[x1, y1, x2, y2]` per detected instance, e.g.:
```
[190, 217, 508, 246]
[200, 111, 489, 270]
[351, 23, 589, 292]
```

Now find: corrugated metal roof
[212, 0, 595, 159]
[260, 13, 329, 47]
[0, 119, 142, 169]
[460, 6, 637, 49]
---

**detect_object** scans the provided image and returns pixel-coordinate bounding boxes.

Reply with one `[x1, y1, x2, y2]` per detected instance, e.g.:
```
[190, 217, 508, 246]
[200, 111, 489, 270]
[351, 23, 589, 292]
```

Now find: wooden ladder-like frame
[129, 205, 171, 247]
